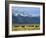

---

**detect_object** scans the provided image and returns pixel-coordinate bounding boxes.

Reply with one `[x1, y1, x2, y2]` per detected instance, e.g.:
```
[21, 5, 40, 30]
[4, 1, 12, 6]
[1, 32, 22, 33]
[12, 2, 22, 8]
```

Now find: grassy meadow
[12, 24, 40, 31]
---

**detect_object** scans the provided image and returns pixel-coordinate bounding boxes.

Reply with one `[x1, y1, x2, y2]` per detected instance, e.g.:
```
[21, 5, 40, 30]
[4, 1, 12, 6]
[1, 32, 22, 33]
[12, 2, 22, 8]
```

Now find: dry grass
[12, 24, 40, 31]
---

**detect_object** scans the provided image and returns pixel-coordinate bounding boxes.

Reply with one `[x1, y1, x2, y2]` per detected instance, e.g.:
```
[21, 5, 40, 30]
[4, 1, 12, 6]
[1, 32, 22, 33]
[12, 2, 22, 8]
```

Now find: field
[12, 24, 40, 31]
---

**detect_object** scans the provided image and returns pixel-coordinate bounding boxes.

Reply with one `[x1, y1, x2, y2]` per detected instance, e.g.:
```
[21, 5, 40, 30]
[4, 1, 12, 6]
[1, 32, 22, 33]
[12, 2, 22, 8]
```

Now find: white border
[9, 4, 43, 35]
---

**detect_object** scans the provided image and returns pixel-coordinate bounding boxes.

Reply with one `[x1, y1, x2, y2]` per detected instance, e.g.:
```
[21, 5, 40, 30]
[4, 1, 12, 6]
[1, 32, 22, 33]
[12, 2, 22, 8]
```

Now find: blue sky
[12, 7, 40, 17]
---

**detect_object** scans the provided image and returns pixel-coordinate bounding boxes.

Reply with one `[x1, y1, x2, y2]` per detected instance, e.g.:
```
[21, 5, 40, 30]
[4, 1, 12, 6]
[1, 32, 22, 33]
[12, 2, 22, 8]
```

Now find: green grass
[12, 24, 40, 31]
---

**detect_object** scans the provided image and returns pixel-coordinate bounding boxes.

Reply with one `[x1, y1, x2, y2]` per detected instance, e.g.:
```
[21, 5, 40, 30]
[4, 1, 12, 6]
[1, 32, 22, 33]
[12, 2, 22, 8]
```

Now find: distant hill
[12, 15, 40, 24]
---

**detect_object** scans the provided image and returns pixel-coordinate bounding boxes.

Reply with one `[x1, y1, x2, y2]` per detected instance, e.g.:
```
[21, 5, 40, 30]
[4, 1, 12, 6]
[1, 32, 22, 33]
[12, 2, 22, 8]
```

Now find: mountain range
[12, 14, 40, 24]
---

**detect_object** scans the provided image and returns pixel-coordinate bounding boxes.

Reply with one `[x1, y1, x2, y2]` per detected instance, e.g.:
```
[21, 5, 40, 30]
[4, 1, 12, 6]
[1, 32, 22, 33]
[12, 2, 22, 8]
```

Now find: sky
[12, 7, 40, 17]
